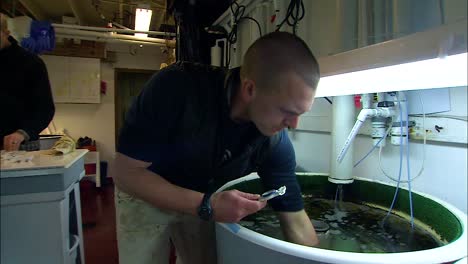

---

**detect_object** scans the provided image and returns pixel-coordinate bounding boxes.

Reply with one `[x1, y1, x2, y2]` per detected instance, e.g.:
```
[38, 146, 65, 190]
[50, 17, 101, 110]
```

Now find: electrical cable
[324, 97, 333, 104]
[409, 114, 467, 122]
[275, 0, 305, 35]
[225, 1, 262, 68]
[227, 1, 246, 45]
[382, 96, 405, 227]
[239, 16, 262, 36]
[405, 98, 415, 228]
[379, 93, 426, 183]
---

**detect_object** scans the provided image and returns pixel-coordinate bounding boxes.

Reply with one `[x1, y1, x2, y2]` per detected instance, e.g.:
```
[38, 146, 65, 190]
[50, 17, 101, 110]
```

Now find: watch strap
[198, 192, 213, 221]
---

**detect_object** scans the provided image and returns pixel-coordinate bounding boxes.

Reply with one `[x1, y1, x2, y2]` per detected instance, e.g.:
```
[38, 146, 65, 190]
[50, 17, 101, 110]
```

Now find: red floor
[80, 179, 119, 264]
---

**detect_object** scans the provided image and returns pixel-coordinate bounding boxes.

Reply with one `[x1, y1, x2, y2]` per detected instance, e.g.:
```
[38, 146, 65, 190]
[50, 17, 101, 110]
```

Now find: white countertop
[1, 149, 88, 172]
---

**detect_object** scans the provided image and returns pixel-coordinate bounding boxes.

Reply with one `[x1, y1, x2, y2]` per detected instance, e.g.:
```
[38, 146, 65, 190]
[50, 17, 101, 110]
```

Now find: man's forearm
[113, 153, 203, 216]
[278, 210, 319, 246]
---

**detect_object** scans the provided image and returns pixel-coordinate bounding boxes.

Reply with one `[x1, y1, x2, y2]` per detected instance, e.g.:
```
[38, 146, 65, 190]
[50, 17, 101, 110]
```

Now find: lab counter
[1, 149, 88, 264]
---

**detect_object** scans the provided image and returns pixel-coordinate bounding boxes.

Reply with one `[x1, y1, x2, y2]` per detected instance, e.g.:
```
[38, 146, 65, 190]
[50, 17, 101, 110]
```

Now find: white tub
[215, 173, 467, 264]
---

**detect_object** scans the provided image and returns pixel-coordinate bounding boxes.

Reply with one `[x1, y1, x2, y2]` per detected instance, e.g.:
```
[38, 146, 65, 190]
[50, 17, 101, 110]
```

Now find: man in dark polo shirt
[113, 31, 320, 264]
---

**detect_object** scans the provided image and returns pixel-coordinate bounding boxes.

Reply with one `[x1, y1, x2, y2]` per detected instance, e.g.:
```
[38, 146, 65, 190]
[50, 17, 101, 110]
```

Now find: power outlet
[350, 116, 466, 144]
[409, 116, 467, 144]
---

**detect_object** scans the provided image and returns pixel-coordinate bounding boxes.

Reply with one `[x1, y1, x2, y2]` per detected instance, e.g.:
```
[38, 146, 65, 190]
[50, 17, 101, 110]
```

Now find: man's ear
[240, 78, 257, 102]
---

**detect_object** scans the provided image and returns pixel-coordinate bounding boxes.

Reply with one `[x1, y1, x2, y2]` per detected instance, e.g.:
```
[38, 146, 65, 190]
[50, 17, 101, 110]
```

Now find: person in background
[112, 31, 320, 264]
[0, 13, 55, 151]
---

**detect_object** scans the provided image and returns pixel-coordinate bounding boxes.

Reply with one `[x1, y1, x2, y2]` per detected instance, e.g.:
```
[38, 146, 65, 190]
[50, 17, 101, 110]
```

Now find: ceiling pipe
[110, 21, 130, 30]
[54, 27, 175, 47]
[52, 23, 175, 37]
[99, 0, 166, 10]
[119, 0, 124, 25]
[66, 0, 84, 25]
[55, 34, 168, 47]
[328, 0, 355, 185]
[357, 0, 368, 48]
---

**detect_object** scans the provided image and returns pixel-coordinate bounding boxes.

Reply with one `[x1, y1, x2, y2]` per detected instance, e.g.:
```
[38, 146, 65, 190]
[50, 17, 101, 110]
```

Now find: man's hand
[3, 132, 25, 151]
[210, 190, 267, 222]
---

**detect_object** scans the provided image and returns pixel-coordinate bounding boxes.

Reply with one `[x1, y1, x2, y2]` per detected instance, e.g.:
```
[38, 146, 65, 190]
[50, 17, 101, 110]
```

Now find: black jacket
[0, 37, 55, 146]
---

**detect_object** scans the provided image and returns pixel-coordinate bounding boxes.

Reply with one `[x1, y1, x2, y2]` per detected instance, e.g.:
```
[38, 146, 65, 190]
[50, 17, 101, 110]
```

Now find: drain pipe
[52, 23, 175, 37]
[329, 95, 355, 184]
[54, 27, 175, 47]
[54, 34, 168, 47]
[328, 0, 373, 185]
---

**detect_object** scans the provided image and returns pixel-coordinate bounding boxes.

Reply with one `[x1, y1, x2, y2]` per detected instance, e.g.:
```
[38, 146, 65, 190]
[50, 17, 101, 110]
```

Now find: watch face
[198, 206, 212, 221]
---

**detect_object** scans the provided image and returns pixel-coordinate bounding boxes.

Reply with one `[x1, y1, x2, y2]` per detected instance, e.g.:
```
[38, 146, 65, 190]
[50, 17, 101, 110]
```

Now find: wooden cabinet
[41, 55, 101, 104]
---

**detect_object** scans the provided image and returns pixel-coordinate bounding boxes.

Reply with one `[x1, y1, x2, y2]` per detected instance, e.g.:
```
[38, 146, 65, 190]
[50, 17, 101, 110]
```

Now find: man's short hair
[240, 31, 320, 93]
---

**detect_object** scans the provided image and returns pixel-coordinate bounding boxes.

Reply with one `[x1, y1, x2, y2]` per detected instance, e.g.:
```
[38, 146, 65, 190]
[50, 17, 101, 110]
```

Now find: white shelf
[84, 151, 101, 187]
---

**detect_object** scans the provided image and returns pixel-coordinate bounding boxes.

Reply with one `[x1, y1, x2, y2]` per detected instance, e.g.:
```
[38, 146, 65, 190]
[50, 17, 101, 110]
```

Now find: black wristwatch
[197, 192, 213, 221]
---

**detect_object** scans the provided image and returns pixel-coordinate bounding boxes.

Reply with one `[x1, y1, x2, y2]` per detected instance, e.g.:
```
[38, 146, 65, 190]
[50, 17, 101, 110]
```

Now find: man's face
[248, 72, 315, 136]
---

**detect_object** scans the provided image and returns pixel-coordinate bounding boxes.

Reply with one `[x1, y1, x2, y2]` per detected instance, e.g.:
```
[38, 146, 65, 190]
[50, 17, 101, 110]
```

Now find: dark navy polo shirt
[117, 62, 303, 212]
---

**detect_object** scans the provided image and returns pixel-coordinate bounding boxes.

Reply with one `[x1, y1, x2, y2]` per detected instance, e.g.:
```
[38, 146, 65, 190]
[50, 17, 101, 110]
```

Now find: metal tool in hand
[259, 186, 287, 202]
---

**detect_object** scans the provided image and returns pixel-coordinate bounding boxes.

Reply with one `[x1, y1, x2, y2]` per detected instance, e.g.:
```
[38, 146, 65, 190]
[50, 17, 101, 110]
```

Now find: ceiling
[1, 0, 231, 32]
[1, 0, 175, 32]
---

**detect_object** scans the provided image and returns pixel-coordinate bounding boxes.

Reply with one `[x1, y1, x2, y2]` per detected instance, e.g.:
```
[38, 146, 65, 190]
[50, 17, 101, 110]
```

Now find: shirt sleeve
[257, 129, 304, 212]
[20, 56, 55, 139]
[117, 67, 186, 163]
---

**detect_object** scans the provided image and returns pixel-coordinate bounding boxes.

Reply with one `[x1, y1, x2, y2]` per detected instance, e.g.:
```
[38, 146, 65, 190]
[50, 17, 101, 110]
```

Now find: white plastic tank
[215, 173, 468, 264]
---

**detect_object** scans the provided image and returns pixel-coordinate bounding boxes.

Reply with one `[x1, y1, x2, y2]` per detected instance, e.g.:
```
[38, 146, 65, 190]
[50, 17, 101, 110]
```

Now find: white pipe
[329, 95, 355, 184]
[52, 23, 175, 37]
[273, 0, 280, 28]
[211, 40, 222, 66]
[55, 34, 167, 47]
[392, 0, 399, 38]
[335, 0, 344, 54]
[67, 0, 83, 25]
[358, 0, 368, 47]
[336, 107, 396, 163]
[119, 0, 124, 29]
[54, 27, 175, 46]
[111, 21, 130, 30]
[336, 120, 363, 164]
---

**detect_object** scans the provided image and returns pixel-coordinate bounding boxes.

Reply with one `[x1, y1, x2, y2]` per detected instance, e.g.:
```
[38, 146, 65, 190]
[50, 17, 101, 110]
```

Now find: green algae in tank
[239, 196, 446, 253]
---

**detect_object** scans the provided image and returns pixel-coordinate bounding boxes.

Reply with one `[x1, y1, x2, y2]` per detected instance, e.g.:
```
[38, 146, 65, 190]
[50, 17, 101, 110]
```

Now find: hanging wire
[405, 97, 415, 228]
[275, 0, 305, 35]
[353, 117, 393, 168]
[323, 97, 333, 104]
[381, 97, 405, 228]
[225, 1, 262, 68]
[379, 93, 426, 183]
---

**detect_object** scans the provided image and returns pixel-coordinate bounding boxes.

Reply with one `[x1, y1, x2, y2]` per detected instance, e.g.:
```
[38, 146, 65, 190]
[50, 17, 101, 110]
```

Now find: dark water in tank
[239, 190, 446, 253]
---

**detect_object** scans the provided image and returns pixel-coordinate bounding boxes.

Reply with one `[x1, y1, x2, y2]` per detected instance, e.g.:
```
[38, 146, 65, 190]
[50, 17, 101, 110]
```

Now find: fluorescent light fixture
[135, 6, 152, 38]
[315, 52, 467, 98]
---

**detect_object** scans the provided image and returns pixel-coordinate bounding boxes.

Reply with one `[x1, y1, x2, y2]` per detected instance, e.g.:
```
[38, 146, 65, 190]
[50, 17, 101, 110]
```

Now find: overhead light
[313, 20, 467, 98]
[135, 5, 152, 38]
[315, 52, 467, 98]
